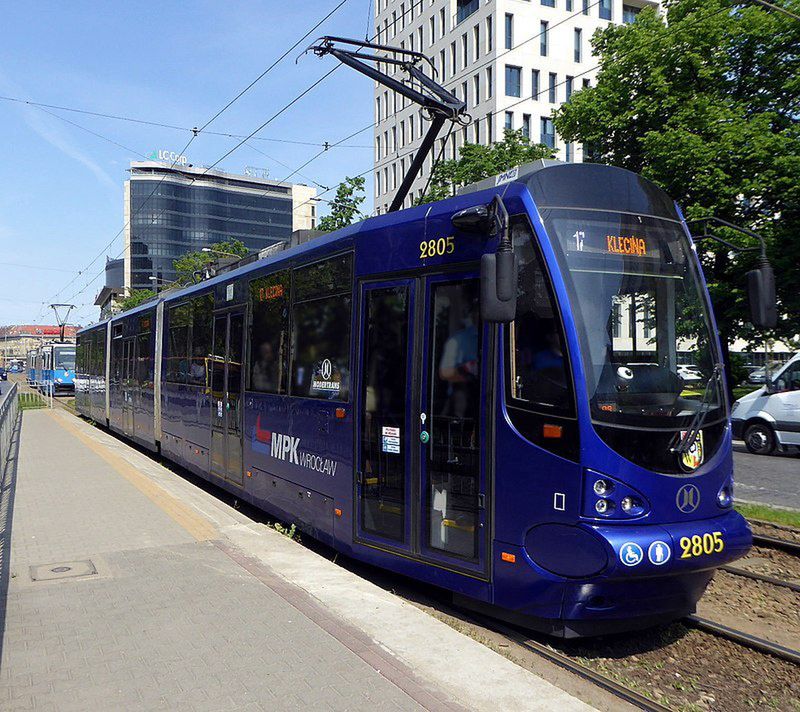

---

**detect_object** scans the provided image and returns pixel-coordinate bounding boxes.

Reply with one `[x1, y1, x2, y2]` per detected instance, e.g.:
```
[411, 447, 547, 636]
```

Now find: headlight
[717, 484, 733, 508]
[55, 378, 63, 383]
[620, 496, 636, 513]
[595, 499, 612, 514]
[593, 479, 612, 496]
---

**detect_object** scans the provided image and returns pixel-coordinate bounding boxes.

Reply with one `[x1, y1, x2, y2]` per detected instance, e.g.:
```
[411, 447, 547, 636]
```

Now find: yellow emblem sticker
[679, 430, 704, 471]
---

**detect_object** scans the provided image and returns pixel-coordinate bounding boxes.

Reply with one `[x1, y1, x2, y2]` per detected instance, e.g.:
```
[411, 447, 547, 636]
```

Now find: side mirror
[451, 205, 492, 234]
[480, 196, 517, 323]
[481, 253, 518, 322]
[747, 263, 777, 330]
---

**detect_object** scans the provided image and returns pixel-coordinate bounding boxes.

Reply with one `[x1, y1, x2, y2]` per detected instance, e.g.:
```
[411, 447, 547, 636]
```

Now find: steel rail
[685, 615, 800, 666]
[752, 533, 800, 557]
[467, 613, 672, 712]
[720, 564, 800, 593]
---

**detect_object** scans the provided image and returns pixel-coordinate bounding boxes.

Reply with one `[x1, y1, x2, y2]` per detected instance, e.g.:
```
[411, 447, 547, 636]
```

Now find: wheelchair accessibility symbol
[619, 542, 644, 567]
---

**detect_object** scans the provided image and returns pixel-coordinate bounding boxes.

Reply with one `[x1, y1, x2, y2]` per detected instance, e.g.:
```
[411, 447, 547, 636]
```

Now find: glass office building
[124, 161, 317, 291]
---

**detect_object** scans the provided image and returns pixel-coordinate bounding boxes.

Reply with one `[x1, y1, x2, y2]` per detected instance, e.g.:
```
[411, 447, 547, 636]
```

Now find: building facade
[0, 325, 79, 366]
[123, 161, 317, 291]
[372, 0, 661, 212]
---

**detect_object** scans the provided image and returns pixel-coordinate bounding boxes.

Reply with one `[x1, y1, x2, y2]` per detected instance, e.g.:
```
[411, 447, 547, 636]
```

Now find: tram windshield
[55, 347, 76, 370]
[541, 209, 725, 431]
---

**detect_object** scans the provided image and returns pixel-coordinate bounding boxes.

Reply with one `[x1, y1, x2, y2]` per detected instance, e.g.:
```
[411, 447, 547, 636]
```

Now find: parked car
[677, 365, 703, 384]
[732, 353, 800, 454]
[0, 367, 7, 381]
[746, 362, 783, 385]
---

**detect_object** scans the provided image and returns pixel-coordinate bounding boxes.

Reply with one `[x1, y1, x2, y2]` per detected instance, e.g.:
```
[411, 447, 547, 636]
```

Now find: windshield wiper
[672, 363, 723, 454]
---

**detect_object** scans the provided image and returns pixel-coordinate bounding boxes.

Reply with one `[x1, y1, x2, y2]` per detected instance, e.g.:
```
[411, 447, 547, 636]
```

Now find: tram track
[684, 614, 800, 666]
[720, 563, 800, 593]
[752, 533, 800, 557]
[464, 613, 673, 712]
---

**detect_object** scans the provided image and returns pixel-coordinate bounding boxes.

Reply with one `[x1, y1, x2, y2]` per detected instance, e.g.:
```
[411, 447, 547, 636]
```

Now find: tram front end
[469, 162, 752, 637]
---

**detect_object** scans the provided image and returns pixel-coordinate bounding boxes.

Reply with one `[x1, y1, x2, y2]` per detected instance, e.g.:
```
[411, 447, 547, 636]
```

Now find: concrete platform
[0, 408, 594, 711]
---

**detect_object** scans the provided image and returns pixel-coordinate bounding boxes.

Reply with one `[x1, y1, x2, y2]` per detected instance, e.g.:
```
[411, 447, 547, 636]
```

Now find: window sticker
[381, 426, 400, 454]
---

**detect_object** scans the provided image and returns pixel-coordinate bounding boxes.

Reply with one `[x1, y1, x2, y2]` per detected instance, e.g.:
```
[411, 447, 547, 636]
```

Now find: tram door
[210, 311, 244, 485]
[356, 275, 487, 573]
[122, 338, 135, 436]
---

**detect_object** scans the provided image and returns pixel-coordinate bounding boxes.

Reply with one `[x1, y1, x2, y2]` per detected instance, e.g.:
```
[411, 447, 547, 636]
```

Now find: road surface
[733, 442, 799, 510]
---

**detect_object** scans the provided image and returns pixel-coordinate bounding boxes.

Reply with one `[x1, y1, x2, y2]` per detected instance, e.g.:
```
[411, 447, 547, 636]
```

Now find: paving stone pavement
[0, 411, 428, 712]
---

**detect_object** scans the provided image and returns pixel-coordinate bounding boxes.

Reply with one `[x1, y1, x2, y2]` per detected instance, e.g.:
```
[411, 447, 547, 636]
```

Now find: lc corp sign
[148, 149, 188, 165]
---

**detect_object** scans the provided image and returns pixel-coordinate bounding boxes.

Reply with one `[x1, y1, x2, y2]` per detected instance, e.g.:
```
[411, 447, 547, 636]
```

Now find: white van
[731, 353, 800, 455]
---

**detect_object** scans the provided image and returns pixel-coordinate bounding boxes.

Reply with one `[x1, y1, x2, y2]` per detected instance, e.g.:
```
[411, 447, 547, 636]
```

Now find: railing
[21, 380, 53, 410]
[0, 383, 20, 474]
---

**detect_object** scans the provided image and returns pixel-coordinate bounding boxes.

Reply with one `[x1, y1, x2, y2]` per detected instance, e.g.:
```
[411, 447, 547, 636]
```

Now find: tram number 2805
[419, 236, 455, 259]
[679, 531, 724, 559]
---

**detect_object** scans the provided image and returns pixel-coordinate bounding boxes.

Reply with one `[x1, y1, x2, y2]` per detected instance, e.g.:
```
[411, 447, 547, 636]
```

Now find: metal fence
[0, 382, 20, 473]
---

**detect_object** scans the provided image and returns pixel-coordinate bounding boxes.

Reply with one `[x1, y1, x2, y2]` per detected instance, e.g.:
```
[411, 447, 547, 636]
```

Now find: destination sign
[256, 284, 285, 301]
[606, 235, 647, 256]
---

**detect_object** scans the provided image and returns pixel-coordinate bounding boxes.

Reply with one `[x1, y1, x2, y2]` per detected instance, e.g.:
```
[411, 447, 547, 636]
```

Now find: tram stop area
[0, 405, 598, 711]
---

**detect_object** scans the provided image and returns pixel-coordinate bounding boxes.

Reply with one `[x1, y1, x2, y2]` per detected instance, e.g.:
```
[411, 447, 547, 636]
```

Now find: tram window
[136, 333, 151, 385]
[290, 255, 353, 401]
[428, 280, 481, 561]
[189, 295, 212, 386]
[167, 303, 191, 383]
[249, 271, 290, 394]
[509, 219, 573, 414]
[76, 337, 84, 373]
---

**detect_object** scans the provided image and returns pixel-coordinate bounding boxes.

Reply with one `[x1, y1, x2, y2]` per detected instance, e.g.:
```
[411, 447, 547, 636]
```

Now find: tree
[417, 129, 557, 204]
[172, 239, 249, 286]
[553, 0, 800, 373]
[117, 289, 157, 313]
[317, 176, 366, 232]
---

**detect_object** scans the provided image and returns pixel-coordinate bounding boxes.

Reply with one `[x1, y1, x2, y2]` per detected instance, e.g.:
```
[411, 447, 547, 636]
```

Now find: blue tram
[76, 161, 751, 637]
[28, 342, 76, 393]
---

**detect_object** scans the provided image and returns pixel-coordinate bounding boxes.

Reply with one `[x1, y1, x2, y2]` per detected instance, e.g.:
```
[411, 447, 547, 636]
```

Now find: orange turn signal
[543, 424, 563, 439]
[246, 470, 252, 478]
[334, 508, 343, 517]
[335, 407, 346, 419]
[501, 552, 516, 563]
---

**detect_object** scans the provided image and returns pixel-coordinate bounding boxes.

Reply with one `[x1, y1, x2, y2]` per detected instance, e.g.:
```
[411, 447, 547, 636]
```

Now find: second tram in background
[27, 341, 76, 394]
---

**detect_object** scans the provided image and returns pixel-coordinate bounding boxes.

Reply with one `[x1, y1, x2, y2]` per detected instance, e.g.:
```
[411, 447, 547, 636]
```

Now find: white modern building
[373, 0, 661, 212]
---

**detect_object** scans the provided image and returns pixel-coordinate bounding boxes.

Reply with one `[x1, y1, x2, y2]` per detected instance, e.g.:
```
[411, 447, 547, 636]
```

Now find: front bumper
[731, 418, 745, 440]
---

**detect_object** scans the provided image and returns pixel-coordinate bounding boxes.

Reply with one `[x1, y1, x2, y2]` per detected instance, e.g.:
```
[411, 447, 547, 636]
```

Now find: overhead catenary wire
[38, 3, 353, 317]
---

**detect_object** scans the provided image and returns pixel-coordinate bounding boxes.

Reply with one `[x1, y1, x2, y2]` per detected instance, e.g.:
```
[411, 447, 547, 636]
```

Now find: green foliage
[727, 352, 750, 386]
[272, 522, 299, 541]
[418, 130, 556, 204]
[172, 239, 249, 286]
[553, 0, 800, 346]
[735, 502, 800, 530]
[317, 176, 366, 232]
[117, 289, 157, 312]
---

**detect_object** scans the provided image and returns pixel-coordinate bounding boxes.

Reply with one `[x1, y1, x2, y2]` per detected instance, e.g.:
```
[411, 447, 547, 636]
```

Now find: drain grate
[30, 560, 97, 582]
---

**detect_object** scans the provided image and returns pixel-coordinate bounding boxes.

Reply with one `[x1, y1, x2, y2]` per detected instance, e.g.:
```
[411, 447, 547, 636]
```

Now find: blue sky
[0, 1, 375, 327]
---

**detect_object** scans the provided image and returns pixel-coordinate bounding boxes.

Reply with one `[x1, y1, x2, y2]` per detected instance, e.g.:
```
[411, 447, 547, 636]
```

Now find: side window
[777, 362, 800, 392]
[189, 295, 212, 386]
[509, 218, 573, 414]
[291, 254, 353, 401]
[167, 303, 191, 384]
[249, 271, 290, 394]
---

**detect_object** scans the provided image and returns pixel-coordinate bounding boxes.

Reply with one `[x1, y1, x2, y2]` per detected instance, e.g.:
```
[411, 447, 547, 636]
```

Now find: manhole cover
[30, 560, 97, 582]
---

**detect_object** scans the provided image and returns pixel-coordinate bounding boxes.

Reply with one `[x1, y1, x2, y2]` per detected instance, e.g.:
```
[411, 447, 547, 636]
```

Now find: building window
[583, 0, 589, 14]
[583, 77, 591, 88]
[487, 66, 493, 98]
[440, 49, 446, 80]
[462, 33, 468, 68]
[531, 69, 540, 99]
[474, 24, 480, 59]
[505, 112, 513, 131]
[457, 0, 479, 23]
[565, 142, 573, 162]
[599, 0, 612, 20]
[540, 117, 555, 148]
[450, 41, 457, 73]
[574, 28, 582, 62]
[473, 74, 481, 105]
[505, 65, 522, 97]
[474, 119, 481, 144]
[566, 0, 573, 9]
[540, 21, 549, 56]
[376, 135, 381, 162]
[429, 16, 435, 46]
[522, 114, 531, 139]
[505, 13, 514, 50]
[566, 76, 574, 100]
[440, 7, 446, 37]
[623, 4, 641, 23]
[541, 0, 555, 6]
[487, 112, 493, 142]
[548, 72, 557, 103]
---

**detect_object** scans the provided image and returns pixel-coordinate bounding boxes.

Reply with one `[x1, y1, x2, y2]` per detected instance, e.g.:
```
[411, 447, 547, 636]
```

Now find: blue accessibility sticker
[619, 542, 644, 567]
[648, 540, 672, 566]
